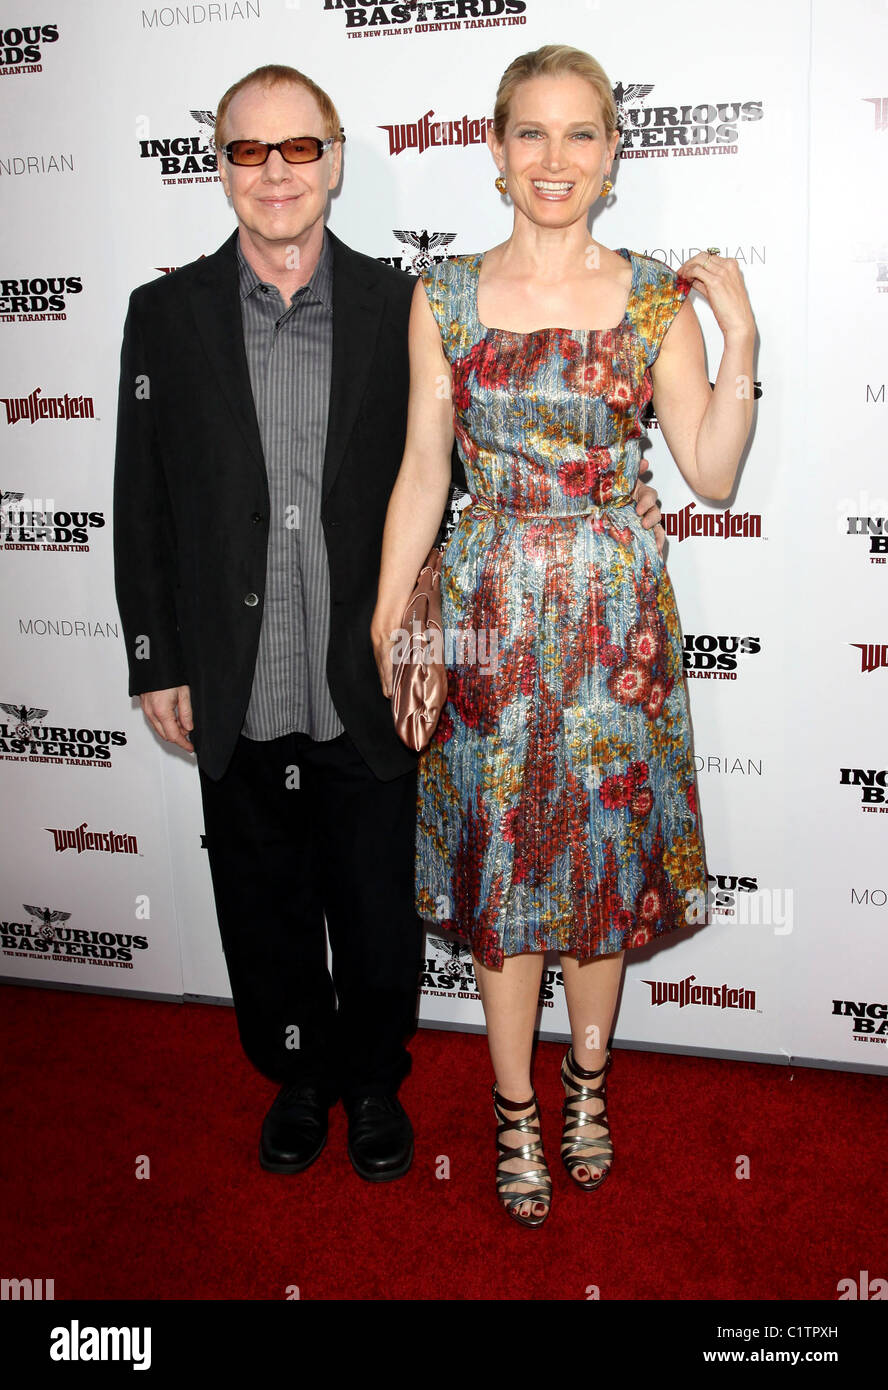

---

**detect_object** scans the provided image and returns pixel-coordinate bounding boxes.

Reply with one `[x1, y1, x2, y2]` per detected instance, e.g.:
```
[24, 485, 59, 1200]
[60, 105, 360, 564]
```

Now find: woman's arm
[371, 276, 455, 697]
[651, 253, 756, 502]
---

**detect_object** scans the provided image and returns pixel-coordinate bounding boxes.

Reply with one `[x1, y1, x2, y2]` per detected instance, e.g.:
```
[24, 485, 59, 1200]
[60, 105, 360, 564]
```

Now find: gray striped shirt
[237, 230, 344, 743]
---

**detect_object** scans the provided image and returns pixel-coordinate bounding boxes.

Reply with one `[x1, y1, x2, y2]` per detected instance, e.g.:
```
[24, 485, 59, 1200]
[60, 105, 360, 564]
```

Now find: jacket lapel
[185, 225, 385, 499]
[186, 230, 266, 484]
[322, 228, 384, 503]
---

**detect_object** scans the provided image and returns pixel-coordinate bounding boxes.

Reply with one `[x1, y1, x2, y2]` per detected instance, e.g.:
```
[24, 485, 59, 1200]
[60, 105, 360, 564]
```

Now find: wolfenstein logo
[851, 643, 888, 673]
[1, 387, 95, 425]
[662, 501, 762, 542]
[642, 973, 756, 1010]
[863, 97, 888, 132]
[379, 108, 494, 156]
[155, 255, 207, 277]
[393, 230, 456, 274]
[45, 823, 138, 855]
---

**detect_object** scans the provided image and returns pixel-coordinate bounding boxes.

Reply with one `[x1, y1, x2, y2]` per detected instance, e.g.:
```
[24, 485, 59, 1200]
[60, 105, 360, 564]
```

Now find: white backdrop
[1, 0, 885, 1073]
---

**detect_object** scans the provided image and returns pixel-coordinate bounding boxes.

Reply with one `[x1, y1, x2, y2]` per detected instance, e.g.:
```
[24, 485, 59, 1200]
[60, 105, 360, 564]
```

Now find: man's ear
[216, 143, 230, 198]
[328, 139, 343, 192]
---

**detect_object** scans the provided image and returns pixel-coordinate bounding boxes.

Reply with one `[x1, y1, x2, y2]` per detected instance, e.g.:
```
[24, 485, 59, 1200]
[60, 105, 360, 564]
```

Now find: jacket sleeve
[112, 289, 188, 695]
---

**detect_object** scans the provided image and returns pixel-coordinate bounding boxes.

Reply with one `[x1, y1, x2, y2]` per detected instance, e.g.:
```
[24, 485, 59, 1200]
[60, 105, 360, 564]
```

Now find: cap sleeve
[632, 257, 693, 368]
[420, 259, 456, 362]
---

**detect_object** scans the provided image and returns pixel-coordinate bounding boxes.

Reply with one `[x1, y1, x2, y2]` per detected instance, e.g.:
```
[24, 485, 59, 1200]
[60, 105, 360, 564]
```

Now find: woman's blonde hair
[492, 44, 618, 143]
[214, 64, 343, 149]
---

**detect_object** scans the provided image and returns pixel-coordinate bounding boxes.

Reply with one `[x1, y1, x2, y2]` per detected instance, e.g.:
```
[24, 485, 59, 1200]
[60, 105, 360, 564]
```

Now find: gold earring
[600, 177, 613, 197]
[495, 175, 507, 194]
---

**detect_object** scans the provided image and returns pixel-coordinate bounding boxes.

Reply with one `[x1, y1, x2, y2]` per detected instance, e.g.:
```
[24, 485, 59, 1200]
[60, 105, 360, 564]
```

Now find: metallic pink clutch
[391, 545, 448, 752]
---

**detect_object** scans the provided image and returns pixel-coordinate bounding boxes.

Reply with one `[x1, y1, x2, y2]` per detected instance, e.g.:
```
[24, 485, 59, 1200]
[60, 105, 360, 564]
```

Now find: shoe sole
[259, 1131, 327, 1174]
[347, 1139, 414, 1183]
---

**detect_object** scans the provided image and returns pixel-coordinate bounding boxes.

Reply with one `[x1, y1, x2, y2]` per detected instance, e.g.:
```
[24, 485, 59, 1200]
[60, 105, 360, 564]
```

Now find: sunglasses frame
[218, 133, 346, 167]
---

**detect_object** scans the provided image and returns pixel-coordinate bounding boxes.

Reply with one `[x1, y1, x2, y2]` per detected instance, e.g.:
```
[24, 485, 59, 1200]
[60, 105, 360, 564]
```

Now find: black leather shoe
[346, 1094, 414, 1182]
[259, 1083, 328, 1174]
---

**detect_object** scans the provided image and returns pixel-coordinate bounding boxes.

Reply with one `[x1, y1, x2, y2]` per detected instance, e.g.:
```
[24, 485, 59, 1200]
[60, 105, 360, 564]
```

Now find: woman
[371, 44, 755, 1226]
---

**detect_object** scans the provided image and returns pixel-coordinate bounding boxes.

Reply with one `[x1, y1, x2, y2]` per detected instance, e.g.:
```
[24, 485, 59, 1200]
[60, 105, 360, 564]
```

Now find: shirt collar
[236, 227, 333, 310]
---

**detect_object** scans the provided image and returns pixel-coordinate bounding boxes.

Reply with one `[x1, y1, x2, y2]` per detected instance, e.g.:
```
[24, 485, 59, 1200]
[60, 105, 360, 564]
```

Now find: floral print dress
[415, 249, 707, 967]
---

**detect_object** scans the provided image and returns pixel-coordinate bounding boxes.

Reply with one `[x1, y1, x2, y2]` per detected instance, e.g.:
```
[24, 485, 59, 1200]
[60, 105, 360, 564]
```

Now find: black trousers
[198, 728, 424, 1107]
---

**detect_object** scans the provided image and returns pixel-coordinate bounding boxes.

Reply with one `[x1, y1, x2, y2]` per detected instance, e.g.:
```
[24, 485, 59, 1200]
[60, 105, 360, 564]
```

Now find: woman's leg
[558, 950, 625, 1183]
[473, 951, 547, 1220]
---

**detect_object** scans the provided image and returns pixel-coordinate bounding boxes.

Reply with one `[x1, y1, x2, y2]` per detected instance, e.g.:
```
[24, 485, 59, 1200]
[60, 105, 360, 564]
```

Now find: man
[113, 63, 664, 1184]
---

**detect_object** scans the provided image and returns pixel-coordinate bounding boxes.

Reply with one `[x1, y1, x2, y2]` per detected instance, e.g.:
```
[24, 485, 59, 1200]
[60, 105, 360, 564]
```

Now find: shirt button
[250, 512, 263, 524]
[244, 593, 259, 607]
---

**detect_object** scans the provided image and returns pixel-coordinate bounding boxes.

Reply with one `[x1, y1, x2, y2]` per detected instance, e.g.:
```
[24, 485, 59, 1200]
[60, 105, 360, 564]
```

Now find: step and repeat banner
[0, 0, 884, 1072]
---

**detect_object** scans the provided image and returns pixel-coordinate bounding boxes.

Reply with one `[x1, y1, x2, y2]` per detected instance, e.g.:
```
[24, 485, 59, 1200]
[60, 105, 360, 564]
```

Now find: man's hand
[140, 686, 194, 753]
[632, 478, 666, 557]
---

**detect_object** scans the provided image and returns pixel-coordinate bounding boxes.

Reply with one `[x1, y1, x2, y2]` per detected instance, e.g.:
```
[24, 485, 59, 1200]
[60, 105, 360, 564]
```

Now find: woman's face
[490, 73, 619, 228]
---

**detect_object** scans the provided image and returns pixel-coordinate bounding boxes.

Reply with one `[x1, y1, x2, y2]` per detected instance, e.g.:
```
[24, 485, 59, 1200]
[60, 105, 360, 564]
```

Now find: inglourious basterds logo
[708, 873, 758, 918]
[379, 229, 458, 274]
[613, 82, 762, 158]
[2, 906, 147, 969]
[138, 110, 218, 185]
[1, 491, 105, 551]
[0, 22, 58, 76]
[0, 705, 127, 767]
[0, 275, 82, 322]
[421, 933, 479, 1000]
[840, 767, 888, 812]
[324, 0, 528, 38]
[846, 516, 888, 564]
[421, 933, 564, 1008]
[831, 998, 887, 1044]
[683, 634, 761, 680]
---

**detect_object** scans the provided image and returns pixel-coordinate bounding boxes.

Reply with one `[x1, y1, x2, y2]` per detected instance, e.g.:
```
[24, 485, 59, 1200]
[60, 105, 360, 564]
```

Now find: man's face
[217, 81, 341, 254]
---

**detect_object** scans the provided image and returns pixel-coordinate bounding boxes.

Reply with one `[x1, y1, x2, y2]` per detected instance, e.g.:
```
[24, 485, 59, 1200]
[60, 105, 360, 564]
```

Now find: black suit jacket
[113, 227, 462, 781]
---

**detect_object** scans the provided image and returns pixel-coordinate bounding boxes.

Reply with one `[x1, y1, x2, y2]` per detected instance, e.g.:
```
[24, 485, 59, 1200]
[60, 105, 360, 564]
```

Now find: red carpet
[1, 982, 885, 1301]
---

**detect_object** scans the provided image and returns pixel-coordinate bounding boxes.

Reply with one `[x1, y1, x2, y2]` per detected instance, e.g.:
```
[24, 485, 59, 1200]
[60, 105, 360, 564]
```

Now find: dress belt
[468, 494, 635, 518]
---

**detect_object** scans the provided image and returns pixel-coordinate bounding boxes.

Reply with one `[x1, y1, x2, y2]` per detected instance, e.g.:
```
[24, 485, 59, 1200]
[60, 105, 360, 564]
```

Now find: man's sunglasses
[218, 134, 345, 167]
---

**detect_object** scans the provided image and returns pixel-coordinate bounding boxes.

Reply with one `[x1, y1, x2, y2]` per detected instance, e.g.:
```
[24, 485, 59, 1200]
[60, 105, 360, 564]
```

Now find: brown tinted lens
[229, 141, 267, 165]
[281, 138, 321, 163]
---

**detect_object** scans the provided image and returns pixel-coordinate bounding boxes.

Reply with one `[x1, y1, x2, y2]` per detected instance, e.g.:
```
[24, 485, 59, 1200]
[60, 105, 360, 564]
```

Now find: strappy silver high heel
[560, 1047, 614, 1191]
[492, 1085, 552, 1228]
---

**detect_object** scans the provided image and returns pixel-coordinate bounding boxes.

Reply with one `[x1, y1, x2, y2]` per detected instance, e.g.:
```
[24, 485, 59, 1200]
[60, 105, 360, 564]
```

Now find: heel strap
[492, 1084, 537, 1112]
[565, 1047, 611, 1082]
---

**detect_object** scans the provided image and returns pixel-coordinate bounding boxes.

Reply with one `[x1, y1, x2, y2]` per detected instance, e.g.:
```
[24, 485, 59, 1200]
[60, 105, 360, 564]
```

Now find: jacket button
[244, 593, 259, 607]
[250, 512, 263, 524]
